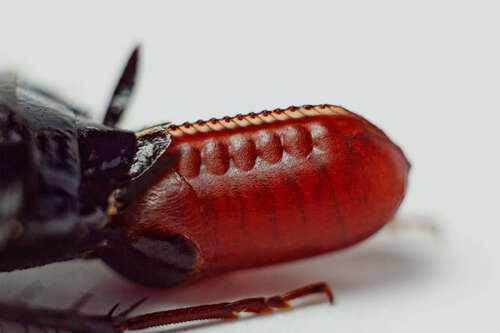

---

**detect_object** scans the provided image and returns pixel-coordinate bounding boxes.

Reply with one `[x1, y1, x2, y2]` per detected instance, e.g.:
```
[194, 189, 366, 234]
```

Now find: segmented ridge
[167, 104, 348, 137]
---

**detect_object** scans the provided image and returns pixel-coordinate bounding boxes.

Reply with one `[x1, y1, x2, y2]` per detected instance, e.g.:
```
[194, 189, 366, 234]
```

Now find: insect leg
[0, 301, 122, 333]
[119, 282, 333, 331]
[103, 46, 139, 128]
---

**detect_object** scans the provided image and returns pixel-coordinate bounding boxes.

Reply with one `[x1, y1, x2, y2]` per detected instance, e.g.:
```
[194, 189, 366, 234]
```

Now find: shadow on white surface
[141, 239, 437, 332]
[0, 214, 440, 332]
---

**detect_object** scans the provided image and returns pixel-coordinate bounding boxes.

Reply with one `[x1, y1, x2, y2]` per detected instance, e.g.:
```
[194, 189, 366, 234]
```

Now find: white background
[1, 1, 499, 332]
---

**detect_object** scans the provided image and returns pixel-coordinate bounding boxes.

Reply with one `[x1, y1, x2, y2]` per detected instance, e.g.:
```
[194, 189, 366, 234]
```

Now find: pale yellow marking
[106, 189, 122, 216]
[317, 107, 334, 115]
[302, 108, 321, 117]
[207, 121, 224, 131]
[166, 105, 349, 136]
[221, 120, 238, 129]
[193, 123, 211, 133]
[285, 110, 304, 119]
[258, 113, 276, 123]
[180, 126, 197, 135]
[323, 105, 349, 115]
[170, 129, 184, 137]
[271, 112, 288, 121]
[232, 117, 251, 127]
[245, 115, 263, 125]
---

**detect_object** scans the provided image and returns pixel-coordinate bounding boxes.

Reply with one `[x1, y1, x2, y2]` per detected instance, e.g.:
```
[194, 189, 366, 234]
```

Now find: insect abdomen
[107, 105, 410, 285]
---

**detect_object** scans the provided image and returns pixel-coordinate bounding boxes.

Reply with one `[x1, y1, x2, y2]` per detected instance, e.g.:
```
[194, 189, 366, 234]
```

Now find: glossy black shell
[0, 73, 136, 271]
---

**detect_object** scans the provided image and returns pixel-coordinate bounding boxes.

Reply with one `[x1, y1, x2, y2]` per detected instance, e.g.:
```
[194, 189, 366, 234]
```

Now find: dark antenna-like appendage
[103, 46, 140, 128]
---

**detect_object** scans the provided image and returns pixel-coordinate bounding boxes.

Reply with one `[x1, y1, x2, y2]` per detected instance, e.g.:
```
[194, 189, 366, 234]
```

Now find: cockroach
[0, 47, 410, 332]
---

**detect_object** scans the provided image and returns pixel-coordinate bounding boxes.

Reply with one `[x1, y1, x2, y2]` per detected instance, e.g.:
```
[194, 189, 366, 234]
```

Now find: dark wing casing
[0, 74, 136, 271]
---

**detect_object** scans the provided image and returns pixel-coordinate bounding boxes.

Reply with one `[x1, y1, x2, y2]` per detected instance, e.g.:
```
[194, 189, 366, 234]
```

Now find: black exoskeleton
[0, 49, 141, 271]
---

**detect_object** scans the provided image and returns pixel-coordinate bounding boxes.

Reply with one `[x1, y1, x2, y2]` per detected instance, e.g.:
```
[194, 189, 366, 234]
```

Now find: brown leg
[119, 282, 333, 331]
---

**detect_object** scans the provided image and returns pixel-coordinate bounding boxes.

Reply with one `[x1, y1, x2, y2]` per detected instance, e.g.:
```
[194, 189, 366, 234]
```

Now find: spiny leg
[0, 283, 331, 332]
[103, 46, 139, 128]
[0, 301, 120, 333]
[119, 282, 333, 331]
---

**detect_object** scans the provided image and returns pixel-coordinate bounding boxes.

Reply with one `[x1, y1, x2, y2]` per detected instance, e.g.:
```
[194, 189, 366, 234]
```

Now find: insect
[0, 47, 410, 332]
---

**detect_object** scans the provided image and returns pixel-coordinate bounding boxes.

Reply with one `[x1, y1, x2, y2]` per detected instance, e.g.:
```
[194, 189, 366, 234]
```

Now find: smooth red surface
[110, 106, 410, 282]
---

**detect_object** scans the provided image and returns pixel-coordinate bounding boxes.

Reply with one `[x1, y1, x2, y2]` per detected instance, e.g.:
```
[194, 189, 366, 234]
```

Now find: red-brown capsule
[104, 104, 410, 287]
